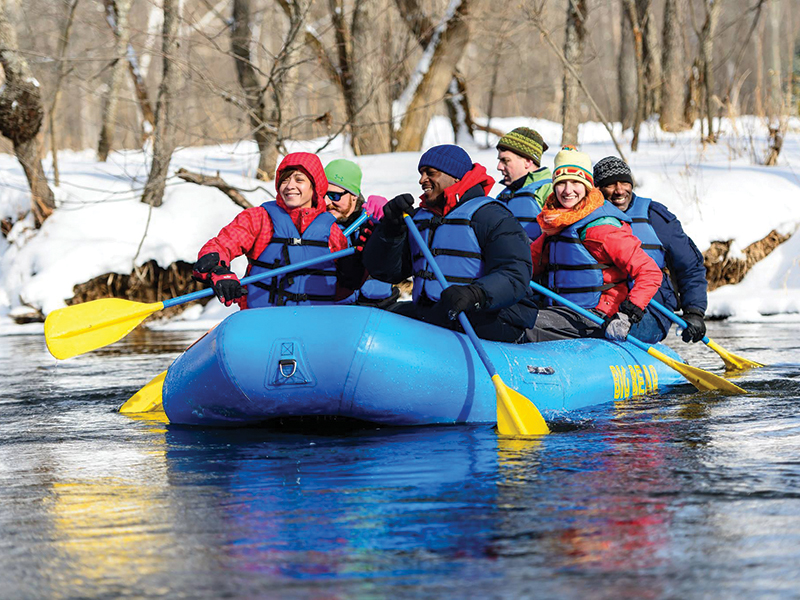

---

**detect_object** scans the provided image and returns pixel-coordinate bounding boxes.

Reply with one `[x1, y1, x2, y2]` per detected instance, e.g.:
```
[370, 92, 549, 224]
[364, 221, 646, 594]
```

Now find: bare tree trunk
[141, 0, 181, 207]
[767, 0, 782, 119]
[618, 2, 637, 129]
[699, 0, 721, 142]
[0, 0, 56, 227]
[103, 0, 156, 144]
[637, 0, 661, 116]
[349, 0, 392, 154]
[233, 0, 308, 179]
[561, 0, 587, 147]
[394, 0, 472, 152]
[394, 0, 477, 145]
[755, 15, 765, 116]
[623, 0, 646, 150]
[46, 0, 80, 187]
[97, 0, 132, 161]
[660, 0, 687, 131]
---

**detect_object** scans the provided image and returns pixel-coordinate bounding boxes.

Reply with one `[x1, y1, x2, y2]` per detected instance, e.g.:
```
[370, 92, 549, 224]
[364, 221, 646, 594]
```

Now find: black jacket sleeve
[650, 201, 708, 313]
[470, 203, 534, 310]
[361, 218, 413, 285]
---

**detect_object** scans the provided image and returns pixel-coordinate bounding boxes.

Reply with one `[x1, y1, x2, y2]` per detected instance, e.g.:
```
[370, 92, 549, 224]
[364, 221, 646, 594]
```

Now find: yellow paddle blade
[706, 339, 765, 371]
[646, 346, 747, 394]
[45, 298, 164, 360]
[119, 370, 167, 413]
[494, 374, 550, 435]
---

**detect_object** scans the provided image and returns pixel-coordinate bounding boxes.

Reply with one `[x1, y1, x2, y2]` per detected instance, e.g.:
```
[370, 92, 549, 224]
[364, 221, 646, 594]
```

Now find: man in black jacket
[593, 156, 708, 343]
[362, 144, 538, 342]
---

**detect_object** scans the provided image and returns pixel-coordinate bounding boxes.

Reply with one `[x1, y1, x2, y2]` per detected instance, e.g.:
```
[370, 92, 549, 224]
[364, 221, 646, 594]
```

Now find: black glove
[192, 252, 221, 282]
[210, 265, 247, 307]
[439, 284, 487, 321]
[354, 220, 375, 253]
[603, 312, 632, 341]
[681, 308, 706, 343]
[381, 194, 415, 236]
[618, 298, 645, 323]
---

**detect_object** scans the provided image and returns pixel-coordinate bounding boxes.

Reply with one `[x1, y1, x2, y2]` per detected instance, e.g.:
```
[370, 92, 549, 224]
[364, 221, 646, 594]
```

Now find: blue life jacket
[626, 195, 677, 310]
[545, 201, 632, 308]
[496, 178, 551, 241]
[246, 201, 337, 307]
[411, 197, 497, 303]
[336, 212, 395, 306]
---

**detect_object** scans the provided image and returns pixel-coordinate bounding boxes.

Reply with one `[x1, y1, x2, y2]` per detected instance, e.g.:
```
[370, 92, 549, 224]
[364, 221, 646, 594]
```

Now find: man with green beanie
[495, 127, 553, 241]
[324, 158, 398, 308]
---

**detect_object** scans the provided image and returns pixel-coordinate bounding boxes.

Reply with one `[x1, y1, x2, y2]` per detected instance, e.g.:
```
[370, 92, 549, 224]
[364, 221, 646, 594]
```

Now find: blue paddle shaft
[648, 298, 711, 344]
[162, 211, 369, 309]
[529, 280, 653, 354]
[403, 214, 500, 379]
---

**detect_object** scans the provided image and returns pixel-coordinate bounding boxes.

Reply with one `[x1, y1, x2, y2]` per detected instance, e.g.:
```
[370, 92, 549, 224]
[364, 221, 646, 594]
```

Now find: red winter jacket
[530, 218, 662, 318]
[198, 153, 349, 308]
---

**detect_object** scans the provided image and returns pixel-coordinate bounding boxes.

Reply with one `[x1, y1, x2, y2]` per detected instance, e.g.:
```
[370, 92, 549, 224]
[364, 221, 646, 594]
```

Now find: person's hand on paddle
[603, 299, 644, 341]
[192, 252, 221, 282]
[364, 195, 389, 220]
[210, 265, 247, 308]
[353, 219, 375, 253]
[382, 194, 415, 236]
[681, 308, 706, 343]
[439, 284, 486, 321]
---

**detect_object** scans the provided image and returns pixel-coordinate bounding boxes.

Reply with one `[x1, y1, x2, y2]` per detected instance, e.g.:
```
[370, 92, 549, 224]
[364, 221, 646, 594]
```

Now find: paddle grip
[648, 299, 711, 345]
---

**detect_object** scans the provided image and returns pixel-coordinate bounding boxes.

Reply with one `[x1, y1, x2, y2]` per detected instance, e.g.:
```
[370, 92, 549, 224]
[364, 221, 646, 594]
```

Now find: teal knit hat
[324, 159, 362, 196]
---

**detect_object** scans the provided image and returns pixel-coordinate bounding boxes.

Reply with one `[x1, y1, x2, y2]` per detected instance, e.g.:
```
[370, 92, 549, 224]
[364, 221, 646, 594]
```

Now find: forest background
[0, 0, 798, 324]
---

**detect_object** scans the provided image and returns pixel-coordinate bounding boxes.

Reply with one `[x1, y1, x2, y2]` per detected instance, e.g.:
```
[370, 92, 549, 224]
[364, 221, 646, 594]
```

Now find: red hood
[275, 152, 330, 233]
[420, 163, 496, 216]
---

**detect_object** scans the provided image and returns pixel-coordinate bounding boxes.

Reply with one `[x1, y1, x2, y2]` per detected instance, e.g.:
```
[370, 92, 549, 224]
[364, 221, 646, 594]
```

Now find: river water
[1, 321, 799, 599]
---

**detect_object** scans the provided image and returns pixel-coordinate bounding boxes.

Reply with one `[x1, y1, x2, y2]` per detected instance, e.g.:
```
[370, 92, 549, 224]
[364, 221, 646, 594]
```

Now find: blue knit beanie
[418, 144, 473, 179]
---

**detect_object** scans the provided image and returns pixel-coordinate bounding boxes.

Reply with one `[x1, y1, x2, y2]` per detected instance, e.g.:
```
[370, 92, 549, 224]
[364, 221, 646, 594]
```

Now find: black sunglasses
[326, 190, 348, 203]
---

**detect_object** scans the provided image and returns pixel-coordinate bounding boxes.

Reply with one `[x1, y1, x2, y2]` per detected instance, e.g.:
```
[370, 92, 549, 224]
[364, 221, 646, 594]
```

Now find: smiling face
[497, 149, 536, 186]
[554, 180, 588, 209]
[278, 169, 315, 209]
[599, 180, 634, 211]
[418, 167, 459, 203]
[325, 184, 358, 222]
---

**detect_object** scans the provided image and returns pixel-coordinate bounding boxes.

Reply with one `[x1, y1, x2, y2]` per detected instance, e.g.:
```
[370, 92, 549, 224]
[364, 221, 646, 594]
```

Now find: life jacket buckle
[289, 237, 302, 246]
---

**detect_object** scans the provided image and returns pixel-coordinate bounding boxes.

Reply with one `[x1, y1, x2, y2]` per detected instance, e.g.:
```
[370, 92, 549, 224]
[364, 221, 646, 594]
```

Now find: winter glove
[681, 308, 706, 343]
[353, 220, 375, 253]
[192, 252, 221, 282]
[439, 284, 487, 321]
[618, 298, 645, 323]
[603, 312, 632, 341]
[364, 195, 389, 220]
[381, 194, 415, 236]
[210, 265, 247, 307]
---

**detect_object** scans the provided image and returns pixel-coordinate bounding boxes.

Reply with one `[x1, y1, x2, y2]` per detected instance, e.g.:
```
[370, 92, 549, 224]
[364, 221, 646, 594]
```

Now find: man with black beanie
[593, 156, 708, 344]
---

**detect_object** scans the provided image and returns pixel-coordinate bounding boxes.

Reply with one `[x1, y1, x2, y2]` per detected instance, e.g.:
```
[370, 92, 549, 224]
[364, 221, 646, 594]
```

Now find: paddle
[404, 214, 549, 435]
[46, 212, 371, 360]
[529, 280, 746, 394]
[117, 212, 371, 413]
[648, 299, 764, 371]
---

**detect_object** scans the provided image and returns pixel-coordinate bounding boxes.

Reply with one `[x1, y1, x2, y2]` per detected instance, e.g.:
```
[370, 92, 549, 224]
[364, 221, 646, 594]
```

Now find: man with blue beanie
[362, 144, 539, 342]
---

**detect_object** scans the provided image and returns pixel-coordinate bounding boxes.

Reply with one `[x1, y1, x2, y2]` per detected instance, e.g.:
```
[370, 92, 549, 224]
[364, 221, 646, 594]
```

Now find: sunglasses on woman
[326, 190, 348, 203]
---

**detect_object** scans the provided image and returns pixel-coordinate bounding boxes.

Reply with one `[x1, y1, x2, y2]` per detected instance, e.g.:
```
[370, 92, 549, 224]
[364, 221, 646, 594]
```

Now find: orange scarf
[537, 187, 605, 236]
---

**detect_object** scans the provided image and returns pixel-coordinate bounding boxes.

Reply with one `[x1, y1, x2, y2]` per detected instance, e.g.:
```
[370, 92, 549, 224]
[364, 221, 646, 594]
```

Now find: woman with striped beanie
[523, 146, 663, 343]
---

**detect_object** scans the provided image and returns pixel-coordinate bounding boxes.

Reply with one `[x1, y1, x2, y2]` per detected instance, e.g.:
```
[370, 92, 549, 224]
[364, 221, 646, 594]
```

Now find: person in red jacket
[192, 152, 358, 308]
[523, 147, 662, 342]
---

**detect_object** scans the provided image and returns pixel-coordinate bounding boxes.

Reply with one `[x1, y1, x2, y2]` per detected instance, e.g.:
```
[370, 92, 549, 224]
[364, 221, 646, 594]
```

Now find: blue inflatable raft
[161, 306, 689, 427]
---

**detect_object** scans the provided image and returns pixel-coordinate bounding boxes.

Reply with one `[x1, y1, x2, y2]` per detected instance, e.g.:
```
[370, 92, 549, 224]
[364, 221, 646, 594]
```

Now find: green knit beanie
[496, 127, 548, 165]
[324, 159, 362, 196]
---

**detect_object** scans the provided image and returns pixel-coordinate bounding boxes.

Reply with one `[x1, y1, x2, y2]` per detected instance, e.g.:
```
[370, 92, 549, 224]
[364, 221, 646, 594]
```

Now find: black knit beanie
[593, 156, 634, 189]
